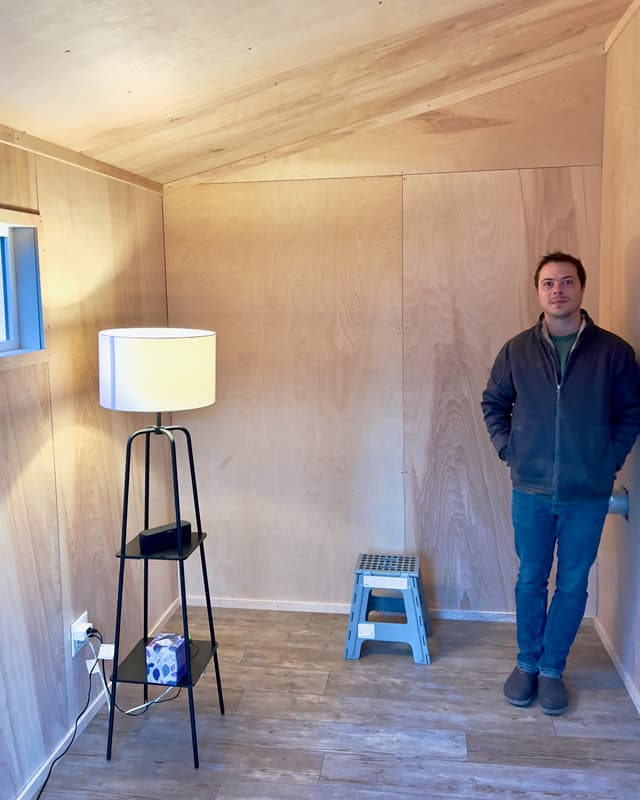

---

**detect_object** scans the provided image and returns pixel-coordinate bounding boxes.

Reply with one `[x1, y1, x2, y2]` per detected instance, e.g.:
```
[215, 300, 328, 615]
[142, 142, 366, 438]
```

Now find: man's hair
[534, 252, 587, 289]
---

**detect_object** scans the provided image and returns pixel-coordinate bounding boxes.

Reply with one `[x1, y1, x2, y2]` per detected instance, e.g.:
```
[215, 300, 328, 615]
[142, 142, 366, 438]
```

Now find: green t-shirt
[550, 332, 578, 378]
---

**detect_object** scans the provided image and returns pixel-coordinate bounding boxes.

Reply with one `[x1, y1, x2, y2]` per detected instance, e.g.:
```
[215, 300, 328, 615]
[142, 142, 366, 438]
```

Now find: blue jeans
[511, 489, 609, 678]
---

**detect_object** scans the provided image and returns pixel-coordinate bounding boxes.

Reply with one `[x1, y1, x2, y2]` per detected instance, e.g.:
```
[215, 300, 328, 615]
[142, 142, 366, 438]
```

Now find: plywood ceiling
[0, 0, 631, 185]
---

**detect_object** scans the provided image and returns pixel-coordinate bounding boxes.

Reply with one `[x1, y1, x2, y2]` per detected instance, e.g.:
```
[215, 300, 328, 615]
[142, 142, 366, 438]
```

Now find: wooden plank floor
[41, 608, 640, 799]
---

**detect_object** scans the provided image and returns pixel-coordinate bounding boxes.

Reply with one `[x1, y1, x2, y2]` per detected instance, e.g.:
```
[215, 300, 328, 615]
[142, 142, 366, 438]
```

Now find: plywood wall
[36, 156, 174, 700]
[163, 165, 601, 614]
[0, 359, 65, 796]
[0, 141, 38, 211]
[403, 167, 601, 613]
[164, 178, 405, 608]
[597, 5, 640, 708]
[0, 147, 171, 799]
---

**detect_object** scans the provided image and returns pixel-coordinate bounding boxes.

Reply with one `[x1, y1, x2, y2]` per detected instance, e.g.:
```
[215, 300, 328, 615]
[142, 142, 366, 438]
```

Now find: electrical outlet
[70, 610, 90, 657]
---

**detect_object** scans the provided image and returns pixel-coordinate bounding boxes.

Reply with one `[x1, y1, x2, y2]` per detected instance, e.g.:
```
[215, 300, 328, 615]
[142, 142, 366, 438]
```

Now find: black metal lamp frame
[106, 412, 224, 768]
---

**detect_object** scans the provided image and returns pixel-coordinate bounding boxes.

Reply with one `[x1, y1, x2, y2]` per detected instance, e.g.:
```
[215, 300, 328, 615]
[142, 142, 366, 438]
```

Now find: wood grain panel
[467, 730, 640, 769]
[190, 57, 606, 184]
[597, 5, 640, 712]
[34, 156, 173, 712]
[101, 0, 623, 183]
[403, 167, 602, 613]
[164, 178, 404, 606]
[605, 0, 640, 51]
[143, 712, 467, 759]
[0, 361, 64, 800]
[403, 170, 527, 613]
[1, 2, 625, 184]
[518, 166, 602, 316]
[0, 140, 38, 211]
[320, 751, 640, 798]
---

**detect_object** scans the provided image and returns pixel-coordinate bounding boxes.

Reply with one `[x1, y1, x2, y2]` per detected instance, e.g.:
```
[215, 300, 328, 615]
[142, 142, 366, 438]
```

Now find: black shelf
[113, 638, 216, 687]
[117, 531, 207, 560]
[106, 422, 224, 769]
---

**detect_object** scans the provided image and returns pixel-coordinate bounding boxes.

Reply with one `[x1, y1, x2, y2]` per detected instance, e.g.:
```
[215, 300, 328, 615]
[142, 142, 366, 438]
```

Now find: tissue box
[145, 633, 187, 685]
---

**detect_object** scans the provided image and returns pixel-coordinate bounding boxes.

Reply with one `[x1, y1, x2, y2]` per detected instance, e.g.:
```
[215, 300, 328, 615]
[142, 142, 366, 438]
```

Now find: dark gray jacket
[481, 311, 640, 502]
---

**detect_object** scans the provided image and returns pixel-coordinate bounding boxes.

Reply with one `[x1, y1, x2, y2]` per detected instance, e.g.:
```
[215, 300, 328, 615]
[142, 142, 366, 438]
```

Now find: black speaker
[139, 520, 192, 554]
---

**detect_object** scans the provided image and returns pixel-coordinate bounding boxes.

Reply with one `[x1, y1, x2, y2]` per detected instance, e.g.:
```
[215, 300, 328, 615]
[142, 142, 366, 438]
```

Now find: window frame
[0, 226, 19, 351]
[0, 210, 44, 357]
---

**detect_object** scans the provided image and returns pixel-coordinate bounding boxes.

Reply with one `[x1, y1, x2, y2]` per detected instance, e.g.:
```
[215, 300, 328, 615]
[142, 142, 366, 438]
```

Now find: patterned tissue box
[145, 633, 187, 685]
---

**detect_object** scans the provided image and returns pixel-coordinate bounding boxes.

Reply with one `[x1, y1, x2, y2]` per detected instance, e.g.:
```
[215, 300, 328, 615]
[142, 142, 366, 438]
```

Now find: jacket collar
[538, 309, 591, 345]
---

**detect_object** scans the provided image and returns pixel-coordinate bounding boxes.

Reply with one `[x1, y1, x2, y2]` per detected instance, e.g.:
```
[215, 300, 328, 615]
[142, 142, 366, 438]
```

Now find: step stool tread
[356, 553, 419, 576]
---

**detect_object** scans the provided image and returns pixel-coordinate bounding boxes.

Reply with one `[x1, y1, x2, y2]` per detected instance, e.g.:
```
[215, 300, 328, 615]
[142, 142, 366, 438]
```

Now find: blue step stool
[344, 553, 431, 664]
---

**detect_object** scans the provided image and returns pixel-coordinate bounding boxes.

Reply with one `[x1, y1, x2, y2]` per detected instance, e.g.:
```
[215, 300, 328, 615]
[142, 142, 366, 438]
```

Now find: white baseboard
[187, 593, 517, 622]
[431, 609, 516, 622]
[154, 597, 180, 629]
[593, 617, 640, 714]
[188, 593, 352, 614]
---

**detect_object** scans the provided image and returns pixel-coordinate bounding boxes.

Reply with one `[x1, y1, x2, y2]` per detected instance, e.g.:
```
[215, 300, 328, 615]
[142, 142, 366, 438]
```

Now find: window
[0, 218, 44, 355]
[0, 231, 12, 345]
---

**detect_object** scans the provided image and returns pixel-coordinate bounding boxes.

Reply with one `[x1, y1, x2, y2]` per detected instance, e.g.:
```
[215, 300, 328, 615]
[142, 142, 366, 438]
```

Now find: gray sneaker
[538, 676, 568, 716]
[503, 666, 538, 706]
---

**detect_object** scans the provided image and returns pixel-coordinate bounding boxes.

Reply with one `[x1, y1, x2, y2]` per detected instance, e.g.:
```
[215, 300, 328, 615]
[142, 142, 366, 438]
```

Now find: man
[481, 252, 640, 716]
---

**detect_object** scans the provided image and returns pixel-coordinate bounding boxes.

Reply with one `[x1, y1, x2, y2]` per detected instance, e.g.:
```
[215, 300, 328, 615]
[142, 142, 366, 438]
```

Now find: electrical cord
[35, 648, 99, 799]
[90, 629, 182, 716]
[36, 624, 188, 796]
[94, 634, 181, 715]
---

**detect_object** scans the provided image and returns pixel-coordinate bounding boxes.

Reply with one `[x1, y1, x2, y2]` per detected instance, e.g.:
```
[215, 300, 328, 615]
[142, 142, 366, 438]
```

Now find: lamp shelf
[105, 420, 224, 769]
[113, 638, 216, 687]
[117, 531, 207, 561]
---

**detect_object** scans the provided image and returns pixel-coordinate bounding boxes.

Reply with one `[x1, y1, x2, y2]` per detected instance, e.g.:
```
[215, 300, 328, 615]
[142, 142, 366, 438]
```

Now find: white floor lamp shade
[99, 327, 216, 413]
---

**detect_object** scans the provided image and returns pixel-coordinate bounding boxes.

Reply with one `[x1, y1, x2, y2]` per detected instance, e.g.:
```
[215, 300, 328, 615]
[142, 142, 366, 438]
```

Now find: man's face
[537, 261, 584, 322]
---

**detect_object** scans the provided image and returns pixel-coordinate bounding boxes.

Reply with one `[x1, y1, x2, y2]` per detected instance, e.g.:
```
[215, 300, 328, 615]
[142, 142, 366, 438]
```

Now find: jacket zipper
[540, 328, 563, 499]
[552, 381, 561, 499]
[544, 320, 584, 501]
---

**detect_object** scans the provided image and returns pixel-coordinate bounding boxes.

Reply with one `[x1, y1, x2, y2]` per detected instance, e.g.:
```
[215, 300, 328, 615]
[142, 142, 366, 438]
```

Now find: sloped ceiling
[0, 0, 631, 185]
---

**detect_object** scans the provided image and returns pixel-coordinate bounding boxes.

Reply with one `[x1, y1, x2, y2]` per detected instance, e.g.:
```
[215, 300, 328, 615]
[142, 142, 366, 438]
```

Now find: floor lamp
[99, 327, 225, 768]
